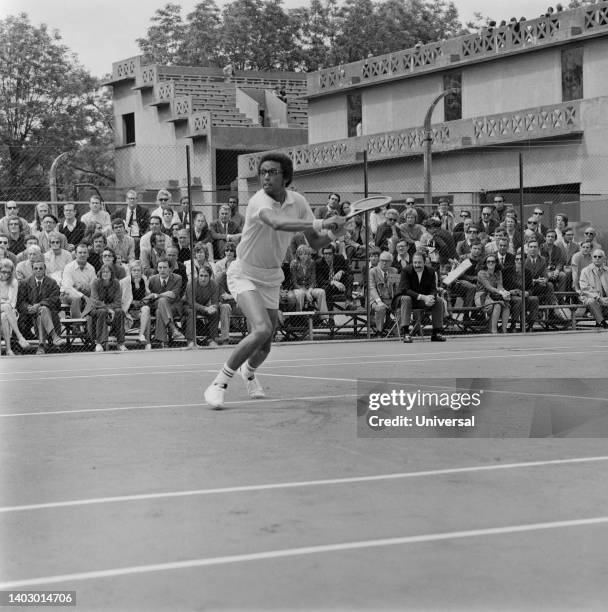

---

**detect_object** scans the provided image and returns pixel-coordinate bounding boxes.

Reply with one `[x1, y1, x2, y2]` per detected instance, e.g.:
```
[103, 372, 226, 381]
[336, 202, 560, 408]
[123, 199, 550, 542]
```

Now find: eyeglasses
[386, 217, 397, 222]
[493, 200, 504, 204]
[158, 198, 169, 202]
[6, 206, 16, 210]
[486, 259, 496, 263]
[592, 255, 604, 259]
[534, 211, 543, 215]
[259, 168, 282, 177]
[50, 240, 61, 244]
[482, 212, 490, 215]
[528, 221, 537, 225]
[585, 231, 595, 235]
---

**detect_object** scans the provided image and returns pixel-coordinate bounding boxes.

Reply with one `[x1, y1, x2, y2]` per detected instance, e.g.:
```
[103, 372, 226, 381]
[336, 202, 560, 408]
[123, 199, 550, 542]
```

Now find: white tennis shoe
[240, 367, 266, 399]
[204, 383, 226, 409]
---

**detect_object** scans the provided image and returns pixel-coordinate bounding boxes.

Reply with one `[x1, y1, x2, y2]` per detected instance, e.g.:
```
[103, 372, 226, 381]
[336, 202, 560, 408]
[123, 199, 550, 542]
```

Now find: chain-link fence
[2, 143, 608, 356]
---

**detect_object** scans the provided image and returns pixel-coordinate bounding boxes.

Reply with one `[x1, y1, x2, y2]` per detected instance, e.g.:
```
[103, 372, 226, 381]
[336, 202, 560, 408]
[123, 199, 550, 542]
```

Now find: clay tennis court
[1, 331, 608, 610]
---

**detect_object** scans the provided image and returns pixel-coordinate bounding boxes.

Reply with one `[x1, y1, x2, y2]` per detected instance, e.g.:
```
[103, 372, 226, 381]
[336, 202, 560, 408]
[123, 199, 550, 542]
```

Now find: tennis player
[204, 152, 346, 408]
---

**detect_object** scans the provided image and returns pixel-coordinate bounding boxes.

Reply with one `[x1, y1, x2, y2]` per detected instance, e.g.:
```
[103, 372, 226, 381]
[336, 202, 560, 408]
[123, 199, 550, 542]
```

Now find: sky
[2, 0, 557, 77]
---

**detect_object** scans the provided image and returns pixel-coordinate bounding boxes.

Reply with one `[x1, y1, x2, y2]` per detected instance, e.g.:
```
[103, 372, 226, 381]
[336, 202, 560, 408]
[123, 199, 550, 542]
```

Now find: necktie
[127, 210, 133, 227]
[161, 279, 167, 290]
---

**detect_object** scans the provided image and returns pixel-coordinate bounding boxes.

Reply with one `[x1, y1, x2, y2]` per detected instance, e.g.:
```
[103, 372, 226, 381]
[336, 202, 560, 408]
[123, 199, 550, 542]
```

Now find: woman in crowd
[289, 244, 328, 320]
[126, 260, 152, 350]
[399, 207, 425, 256]
[0, 259, 31, 355]
[101, 247, 127, 280]
[89, 264, 127, 352]
[30, 202, 50, 234]
[475, 254, 511, 334]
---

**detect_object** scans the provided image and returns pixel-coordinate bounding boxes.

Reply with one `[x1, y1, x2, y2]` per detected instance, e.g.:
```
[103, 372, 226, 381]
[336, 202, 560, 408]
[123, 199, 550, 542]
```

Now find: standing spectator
[151, 189, 178, 224]
[0, 201, 30, 236]
[44, 233, 73, 282]
[125, 260, 152, 349]
[17, 259, 65, 354]
[147, 259, 185, 346]
[89, 264, 128, 352]
[30, 202, 50, 235]
[58, 203, 86, 252]
[288, 245, 329, 320]
[570, 240, 593, 293]
[16, 245, 43, 281]
[227, 195, 245, 233]
[111, 190, 150, 258]
[7, 218, 27, 255]
[315, 244, 353, 308]
[579, 250, 608, 328]
[368, 251, 400, 335]
[60, 243, 97, 318]
[80, 195, 112, 234]
[107, 218, 136, 264]
[375, 208, 403, 253]
[475, 255, 511, 334]
[141, 232, 166, 278]
[183, 264, 222, 348]
[210, 205, 241, 260]
[37, 215, 68, 253]
[397, 251, 446, 343]
[1, 258, 32, 354]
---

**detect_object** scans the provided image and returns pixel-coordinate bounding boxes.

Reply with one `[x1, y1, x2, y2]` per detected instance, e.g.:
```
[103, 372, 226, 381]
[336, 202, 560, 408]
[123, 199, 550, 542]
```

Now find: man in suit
[315, 244, 353, 308]
[111, 190, 151, 258]
[477, 207, 499, 237]
[579, 249, 608, 328]
[375, 208, 403, 252]
[176, 196, 191, 229]
[0, 201, 30, 236]
[17, 258, 66, 354]
[209, 205, 241, 260]
[141, 232, 167, 278]
[502, 248, 538, 331]
[368, 251, 402, 335]
[525, 239, 567, 320]
[58, 203, 86, 252]
[146, 259, 185, 346]
[397, 251, 445, 343]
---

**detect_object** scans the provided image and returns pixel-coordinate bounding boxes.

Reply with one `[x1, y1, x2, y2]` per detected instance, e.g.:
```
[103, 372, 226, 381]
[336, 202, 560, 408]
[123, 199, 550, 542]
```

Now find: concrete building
[105, 57, 308, 203]
[239, 2, 608, 227]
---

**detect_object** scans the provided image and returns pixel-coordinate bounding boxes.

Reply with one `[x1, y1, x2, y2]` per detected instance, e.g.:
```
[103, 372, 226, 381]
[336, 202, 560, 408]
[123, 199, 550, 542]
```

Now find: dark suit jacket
[112, 205, 151, 235]
[209, 220, 240, 259]
[477, 219, 499, 236]
[59, 220, 86, 248]
[375, 222, 403, 252]
[315, 255, 352, 294]
[17, 276, 62, 331]
[398, 264, 438, 300]
[525, 255, 548, 280]
[148, 273, 183, 304]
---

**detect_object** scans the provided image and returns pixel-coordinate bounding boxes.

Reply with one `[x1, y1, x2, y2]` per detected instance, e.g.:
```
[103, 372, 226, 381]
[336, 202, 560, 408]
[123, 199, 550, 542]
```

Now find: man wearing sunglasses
[579, 250, 608, 328]
[531, 208, 548, 236]
[582, 227, 602, 251]
[0, 201, 30, 236]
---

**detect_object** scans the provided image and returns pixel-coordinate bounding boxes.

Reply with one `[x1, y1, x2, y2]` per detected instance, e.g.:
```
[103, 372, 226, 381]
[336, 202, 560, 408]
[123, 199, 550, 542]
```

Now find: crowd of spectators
[1, 190, 607, 355]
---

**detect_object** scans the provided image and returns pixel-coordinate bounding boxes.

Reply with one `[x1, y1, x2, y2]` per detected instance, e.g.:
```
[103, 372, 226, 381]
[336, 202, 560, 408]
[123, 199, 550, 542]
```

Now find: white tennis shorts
[227, 259, 282, 310]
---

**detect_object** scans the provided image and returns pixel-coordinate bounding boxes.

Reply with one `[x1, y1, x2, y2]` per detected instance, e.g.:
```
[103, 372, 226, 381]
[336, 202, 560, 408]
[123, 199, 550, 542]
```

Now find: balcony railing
[239, 100, 582, 177]
[188, 112, 211, 137]
[307, 1, 608, 97]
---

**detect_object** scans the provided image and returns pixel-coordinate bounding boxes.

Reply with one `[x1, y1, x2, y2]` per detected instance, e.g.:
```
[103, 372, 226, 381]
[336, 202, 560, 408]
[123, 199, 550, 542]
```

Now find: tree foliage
[0, 13, 113, 201]
[137, 0, 465, 72]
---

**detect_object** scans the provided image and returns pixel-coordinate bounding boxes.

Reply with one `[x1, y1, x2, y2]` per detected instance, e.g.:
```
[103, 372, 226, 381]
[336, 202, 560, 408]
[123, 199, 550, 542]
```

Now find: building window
[347, 93, 362, 137]
[562, 47, 583, 101]
[443, 73, 462, 122]
[122, 113, 135, 144]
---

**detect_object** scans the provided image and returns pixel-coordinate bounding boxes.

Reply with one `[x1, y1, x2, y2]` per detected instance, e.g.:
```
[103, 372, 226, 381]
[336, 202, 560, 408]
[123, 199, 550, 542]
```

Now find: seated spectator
[343, 229, 366, 262]
[452, 210, 472, 244]
[210, 205, 241, 260]
[89, 264, 127, 352]
[570, 240, 593, 293]
[368, 251, 401, 336]
[531, 208, 549, 236]
[58, 203, 86, 252]
[582, 227, 603, 251]
[504, 251, 539, 332]
[60, 243, 97, 318]
[80, 195, 112, 234]
[423, 217, 457, 273]
[141, 232, 167, 278]
[369, 202, 389, 237]
[451, 240, 485, 310]
[17, 258, 65, 354]
[579, 250, 608, 328]
[176, 229, 191, 264]
[399, 207, 425, 256]
[160, 207, 176, 235]
[477, 207, 499, 236]
[556, 226, 579, 263]
[191, 212, 213, 258]
[289, 244, 329, 320]
[147, 259, 185, 346]
[456, 222, 479, 257]
[436, 198, 455, 232]
[176, 195, 191, 229]
[0, 234, 17, 265]
[7, 217, 27, 255]
[347, 215, 366, 249]
[185, 242, 211, 282]
[524, 217, 545, 248]
[111, 189, 150, 258]
[0, 258, 31, 354]
[106, 217, 136, 264]
[165, 244, 188, 298]
[124, 260, 152, 350]
[492, 195, 508, 224]
[503, 215, 522, 254]
[397, 251, 445, 343]
[228, 195, 245, 233]
[215, 257, 239, 345]
[375, 208, 403, 253]
[16, 245, 43, 281]
[183, 264, 222, 348]
[485, 228, 509, 255]
[392, 239, 410, 272]
[44, 232, 73, 282]
[139, 215, 163, 254]
[525, 239, 567, 320]
[475, 255, 511, 333]
[314, 193, 341, 220]
[368, 247, 381, 269]
[101, 247, 127, 280]
[88, 232, 107, 272]
[16, 235, 40, 263]
[37, 214, 68, 253]
[81, 222, 100, 250]
[151, 189, 178, 224]
[541, 229, 567, 294]
[0, 201, 30, 236]
[212, 242, 237, 278]
[554, 213, 569, 242]
[30, 202, 50, 235]
[315, 244, 353, 308]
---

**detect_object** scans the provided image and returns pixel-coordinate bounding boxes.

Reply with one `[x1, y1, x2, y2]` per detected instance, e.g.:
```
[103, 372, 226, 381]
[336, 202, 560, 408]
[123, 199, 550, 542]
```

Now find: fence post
[363, 149, 372, 339]
[186, 145, 198, 348]
[519, 152, 526, 334]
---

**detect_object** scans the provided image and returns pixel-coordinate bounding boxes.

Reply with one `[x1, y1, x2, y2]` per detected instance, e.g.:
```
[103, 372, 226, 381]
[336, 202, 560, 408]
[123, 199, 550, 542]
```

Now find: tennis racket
[345, 195, 393, 220]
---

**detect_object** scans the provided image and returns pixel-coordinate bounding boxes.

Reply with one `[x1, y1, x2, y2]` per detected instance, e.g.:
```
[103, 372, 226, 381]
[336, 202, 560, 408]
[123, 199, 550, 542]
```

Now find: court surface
[1, 331, 608, 611]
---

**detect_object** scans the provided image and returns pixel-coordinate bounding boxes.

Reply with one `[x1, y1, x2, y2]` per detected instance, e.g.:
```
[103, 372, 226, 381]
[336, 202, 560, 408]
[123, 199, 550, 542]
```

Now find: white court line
[2, 348, 607, 383]
[1, 516, 607, 589]
[1, 455, 607, 514]
[0, 393, 357, 418]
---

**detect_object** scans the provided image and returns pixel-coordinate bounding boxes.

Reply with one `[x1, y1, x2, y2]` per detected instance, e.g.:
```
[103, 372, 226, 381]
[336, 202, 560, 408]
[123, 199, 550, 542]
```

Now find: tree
[136, 3, 187, 65]
[181, 0, 223, 67]
[0, 13, 113, 201]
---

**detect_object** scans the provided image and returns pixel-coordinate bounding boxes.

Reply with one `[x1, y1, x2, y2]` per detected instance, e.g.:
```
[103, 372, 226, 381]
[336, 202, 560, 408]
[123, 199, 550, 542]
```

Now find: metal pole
[186, 146, 198, 348]
[423, 89, 457, 208]
[363, 149, 371, 339]
[519, 152, 526, 334]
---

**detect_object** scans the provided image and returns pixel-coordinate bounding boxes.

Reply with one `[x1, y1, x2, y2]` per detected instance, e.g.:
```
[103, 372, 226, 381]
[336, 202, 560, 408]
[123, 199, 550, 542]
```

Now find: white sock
[241, 361, 257, 381]
[213, 364, 235, 387]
